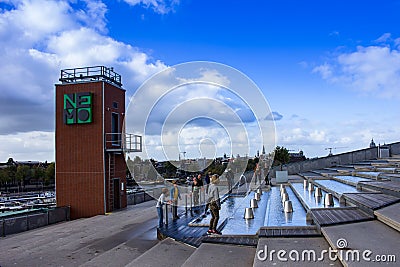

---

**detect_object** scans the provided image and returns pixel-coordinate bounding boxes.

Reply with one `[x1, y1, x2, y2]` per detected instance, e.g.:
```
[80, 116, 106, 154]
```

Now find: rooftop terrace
[59, 66, 122, 87]
[1, 154, 400, 266]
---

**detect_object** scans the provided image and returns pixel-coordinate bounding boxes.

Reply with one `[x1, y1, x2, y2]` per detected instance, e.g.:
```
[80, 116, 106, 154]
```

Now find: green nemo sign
[63, 92, 93, 124]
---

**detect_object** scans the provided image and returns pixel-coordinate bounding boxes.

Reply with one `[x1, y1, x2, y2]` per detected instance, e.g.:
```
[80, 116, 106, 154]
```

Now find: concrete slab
[288, 175, 306, 182]
[182, 243, 256, 267]
[322, 220, 400, 266]
[80, 223, 159, 267]
[0, 201, 159, 266]
[80, 240, 159, 267]
[253, 237, 342, 266]
[126, 238, 196, 267]
[374, 202, 400, 232]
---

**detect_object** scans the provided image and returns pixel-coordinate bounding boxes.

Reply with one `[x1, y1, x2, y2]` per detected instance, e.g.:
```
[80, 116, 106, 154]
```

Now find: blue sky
[0, 0, 399, 161]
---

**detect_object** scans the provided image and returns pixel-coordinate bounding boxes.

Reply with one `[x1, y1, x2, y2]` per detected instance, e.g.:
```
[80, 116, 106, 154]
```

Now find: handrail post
[190, 193, 193, 216]
[185, 194, 188, 214]
[165, 203, 168, 226]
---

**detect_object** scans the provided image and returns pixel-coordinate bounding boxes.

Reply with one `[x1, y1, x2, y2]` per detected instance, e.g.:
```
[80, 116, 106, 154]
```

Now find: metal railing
[105, 133, 142, 152]
[59, 66, 122, 87]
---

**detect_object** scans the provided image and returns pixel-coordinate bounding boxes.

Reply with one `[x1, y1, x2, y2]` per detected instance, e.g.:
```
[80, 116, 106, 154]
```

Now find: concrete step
[321, 220, 400, 266]
[80, 227, 159, 267]
[182, 242, 256, 267]
[126, 238, 196, 267]
[253, 237, 342, 266]
[0, 201, 158, 266]
[374, 203, 400, 232]
[357, 181, 400, 198]
[71, 216, 159, 266]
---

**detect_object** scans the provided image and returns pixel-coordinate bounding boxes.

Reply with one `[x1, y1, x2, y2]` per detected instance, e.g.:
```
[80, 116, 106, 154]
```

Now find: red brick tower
[55, 66, 141, 219]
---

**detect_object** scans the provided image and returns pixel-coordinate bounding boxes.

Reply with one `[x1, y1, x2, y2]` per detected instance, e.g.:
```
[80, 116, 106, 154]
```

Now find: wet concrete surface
[263, 186, 308, 227]
[291, 183, 341, 209]
[222, 191, 268, 235]
[333, 175, 373, 185]
[355, 171, 382, 178]
[313, 179, 360, 195]
[222, 186, 309, 235]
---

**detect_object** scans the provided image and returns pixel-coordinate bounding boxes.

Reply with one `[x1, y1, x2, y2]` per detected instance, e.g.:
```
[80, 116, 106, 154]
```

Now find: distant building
[370, 138, 376, 148]
[289, 150, 306, 163]
[0, 159, 48, 169]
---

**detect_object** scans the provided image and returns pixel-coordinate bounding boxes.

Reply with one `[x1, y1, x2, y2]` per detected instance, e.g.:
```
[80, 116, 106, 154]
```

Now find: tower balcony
[105, 133, 142, 153]
[59, 66, 122, 87]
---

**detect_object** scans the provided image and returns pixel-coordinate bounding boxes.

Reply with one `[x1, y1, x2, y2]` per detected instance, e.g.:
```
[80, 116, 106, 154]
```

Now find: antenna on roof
[325, 147, 348, 156]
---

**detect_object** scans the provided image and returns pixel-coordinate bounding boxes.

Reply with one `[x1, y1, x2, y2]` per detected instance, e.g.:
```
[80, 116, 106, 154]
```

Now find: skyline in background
[0, 0, 399, 162]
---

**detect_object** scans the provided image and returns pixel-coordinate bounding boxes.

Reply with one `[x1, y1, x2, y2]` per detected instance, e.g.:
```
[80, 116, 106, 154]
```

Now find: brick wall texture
[56, 81, 127, 219]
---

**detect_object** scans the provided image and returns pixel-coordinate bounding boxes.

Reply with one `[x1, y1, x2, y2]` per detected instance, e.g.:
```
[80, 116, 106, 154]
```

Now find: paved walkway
[321, 220, 400, 267]
[254, 237, 342, 266]
[0, 201, 159, 267]
[374, 202, 400, 231]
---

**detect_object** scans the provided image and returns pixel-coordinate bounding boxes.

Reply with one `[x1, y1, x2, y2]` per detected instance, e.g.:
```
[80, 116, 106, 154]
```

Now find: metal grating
[258, 226, 320, 237]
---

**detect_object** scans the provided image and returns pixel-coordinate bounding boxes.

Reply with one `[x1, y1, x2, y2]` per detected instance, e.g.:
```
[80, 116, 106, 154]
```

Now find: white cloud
[395, 38, 400, 48]
[276, 112, 400, 158]
[0, 0, 75, 44]
[265, 111, 283, 121]
[0, 131, 54, 162]
[123, 0, 180, 14]
[313, 36, 400, 98]
[75, 0, 108, 33]
[375, 33, 391, 43]
[0, 0, 168, 161]
[312, 63, 333, 79]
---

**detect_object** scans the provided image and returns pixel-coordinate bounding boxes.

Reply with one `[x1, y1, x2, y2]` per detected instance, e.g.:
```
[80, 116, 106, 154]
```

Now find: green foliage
[147, 165, 158, 181]
[164, 161, 177, 177]
[0, 169, 9, 184]
[32, 166, 45, 180]
[246, 158, 258, 172]
[16, 165, 30, 182]
[273, 146, 290, 169]
[205, 160, 225, 176]
[45, 163, 55, 185]
[6, 165, 16, 181]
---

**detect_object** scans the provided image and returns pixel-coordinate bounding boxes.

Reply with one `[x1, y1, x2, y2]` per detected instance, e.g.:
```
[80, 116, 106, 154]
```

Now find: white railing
[105, 133, 142, 152]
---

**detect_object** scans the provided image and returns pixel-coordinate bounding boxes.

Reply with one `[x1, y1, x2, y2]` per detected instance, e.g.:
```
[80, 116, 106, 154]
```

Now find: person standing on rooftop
[207, 174, 221, 235]
[192, 177, 201, 211]
[156, 188, 170, 228]
[170, 180, 181, 220]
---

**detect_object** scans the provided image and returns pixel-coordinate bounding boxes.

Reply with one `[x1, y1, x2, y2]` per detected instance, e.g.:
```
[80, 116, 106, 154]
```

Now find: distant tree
[273, 146, 290, 170]
[16, 165, 30, 191]
[246, 158, 258, 172]
[5, 165, 16, 188]
[164, 161, 177, 177]
[205, 160, 225, 176]
[147, 165, 158, 181]
[32, 166, 45, 188]
[0, 169, 10, 191]
[45, 162, 55, 185]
